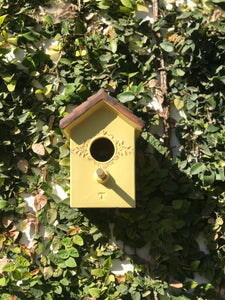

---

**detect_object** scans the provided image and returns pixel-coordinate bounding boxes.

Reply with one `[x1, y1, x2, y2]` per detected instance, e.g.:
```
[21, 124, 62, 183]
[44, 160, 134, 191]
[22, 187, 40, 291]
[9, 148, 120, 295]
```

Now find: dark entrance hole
[90, 137, 115, 162]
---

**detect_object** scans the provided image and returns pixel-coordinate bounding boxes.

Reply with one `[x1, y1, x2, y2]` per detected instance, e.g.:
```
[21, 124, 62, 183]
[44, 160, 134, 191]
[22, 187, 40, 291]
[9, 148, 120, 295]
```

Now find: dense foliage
[0, 0, 225, 299]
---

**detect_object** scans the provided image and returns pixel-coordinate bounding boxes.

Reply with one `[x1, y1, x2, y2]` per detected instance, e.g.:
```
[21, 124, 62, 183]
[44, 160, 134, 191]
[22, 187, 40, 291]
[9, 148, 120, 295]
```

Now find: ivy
[0, 0, 225, 299]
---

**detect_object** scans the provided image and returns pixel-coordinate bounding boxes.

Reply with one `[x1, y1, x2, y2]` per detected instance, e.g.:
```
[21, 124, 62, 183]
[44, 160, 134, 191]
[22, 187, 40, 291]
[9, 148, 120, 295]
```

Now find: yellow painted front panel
[70, 103, 136, 208]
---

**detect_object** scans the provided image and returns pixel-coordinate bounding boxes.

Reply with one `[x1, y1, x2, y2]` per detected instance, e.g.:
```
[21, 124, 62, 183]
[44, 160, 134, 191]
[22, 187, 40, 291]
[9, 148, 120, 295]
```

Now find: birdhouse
[59, 89, 145, 208]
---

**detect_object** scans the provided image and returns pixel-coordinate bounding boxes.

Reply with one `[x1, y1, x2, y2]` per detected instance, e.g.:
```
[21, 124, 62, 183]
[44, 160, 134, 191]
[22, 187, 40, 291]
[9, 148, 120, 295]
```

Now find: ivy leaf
[190, 260, 200, 271]
[43, 266, 53, 280]
[60, 277, 69, 286]
[44, 15, 54, 25]
[110, 39, 117, 53]
[68, 247, 79, 257]
[57, 250, 69, 259]
[47, 208, 57, 224]
[55, 286, 62, 294]
[0, 15, 7, 26]
[62, 237, 72, 248]
[137, 4, 149, 12]
[148, 135, 166, 155]
[73, 235, 84, 246]
[202, 170, 215, 185]
[89, 287, 101, 298]
[174, 97, 184, 110]
[64, 83, 75, 95]
[91, 268, 105, 277]
[65, 257, 77, 268]
[60, 157, 70, 166]
[0, 200, 8, 209]
[2, 262, 16, 272]
[16, 256, 30, 267]
[190, 163, 206, 175]
[103, 256, 112, 268]
[120, 0, 133, 8]
[160, 42, 174, 52]
[172, 200, 183, 210]
[117, 91, 135, 103]
[61, 21, 69, 35]
[6, 80, 16, 92]
[206, 124, 219, 133]
[131, 291, 141, 300]
[0, 277, 7, 286]
[177, 11, 191, 19]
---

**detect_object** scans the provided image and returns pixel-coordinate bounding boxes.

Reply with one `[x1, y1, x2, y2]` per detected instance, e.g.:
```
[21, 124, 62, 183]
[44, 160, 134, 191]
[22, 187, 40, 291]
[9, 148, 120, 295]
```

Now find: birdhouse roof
[59, 89, 145, 138]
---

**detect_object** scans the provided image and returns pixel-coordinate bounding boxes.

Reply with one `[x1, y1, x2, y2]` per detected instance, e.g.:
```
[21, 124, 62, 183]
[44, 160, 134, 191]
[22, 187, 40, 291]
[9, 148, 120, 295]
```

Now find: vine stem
[152, 0, 171, 151]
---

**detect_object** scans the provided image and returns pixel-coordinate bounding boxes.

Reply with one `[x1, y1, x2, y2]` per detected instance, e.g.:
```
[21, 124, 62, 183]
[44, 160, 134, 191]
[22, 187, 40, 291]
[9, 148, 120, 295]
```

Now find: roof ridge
[59, 89, 145, 131]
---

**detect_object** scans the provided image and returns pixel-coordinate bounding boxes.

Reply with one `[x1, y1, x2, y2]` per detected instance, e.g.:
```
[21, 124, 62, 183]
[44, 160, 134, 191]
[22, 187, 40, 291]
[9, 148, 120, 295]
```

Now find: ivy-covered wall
[0, 0, 225, 299]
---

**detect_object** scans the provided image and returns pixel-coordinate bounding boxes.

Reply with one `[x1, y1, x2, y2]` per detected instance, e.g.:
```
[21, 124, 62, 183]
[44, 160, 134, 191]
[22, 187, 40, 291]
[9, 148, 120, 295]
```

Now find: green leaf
[190, 260, 200, 271]
[216, 167, 225, 181]
[44, 15, 54, 25]
[110, 39, 117, 53]
[177, 12, 191, 19]
[89, 287, 101, 298]
[0, 277, 6, 286]
[60, 277, 69, 286]
[43, 84, 53, 97]
[120, 0, 133, 8]
[55, 285, 63, 294]
[131, 291, 141, 300]
[62, 237, 73, 248]
[117, 91, 135, 103]
[206, 124, 219, 133]
[128, 72, 139, 78]
[47, 208, 57, 224]
[0, 200, 8, 209]
[148, 135, 166, 155]
[30, 288, 44, 298]
[202, 170, 215, 185]
[137, 4, 149, 12]
[60, 157, 70, 166]
[2, 262, 16, 272]
[45, 293, 53, 300]
[57, 250, 69, 259]
[103, 256, 112, 268]
[73, 235, 84, 246]
[160, 42, 174, 52]
[174, 97, 184, 110]
[6, 80, 16, 92]
[91, 268, 105, 277]
[65, 257, 77, 268]
[172, 200, 183, 210]
[190, 162, 206, 175]
[136, 82, 144, 94]
[64, 83, 75, 95]
[61, 21, 69, 35]
[23, 31, 39, 41]
[176, 68, 185, 76]
[68, 247, 79, 257]
[0, 15, 7, 26]
[16, 256, 30, 267]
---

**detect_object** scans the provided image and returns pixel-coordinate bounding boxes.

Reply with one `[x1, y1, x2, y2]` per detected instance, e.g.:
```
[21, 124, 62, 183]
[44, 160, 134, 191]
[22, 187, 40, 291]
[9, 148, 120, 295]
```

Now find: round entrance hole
[90, 137, 115, 162]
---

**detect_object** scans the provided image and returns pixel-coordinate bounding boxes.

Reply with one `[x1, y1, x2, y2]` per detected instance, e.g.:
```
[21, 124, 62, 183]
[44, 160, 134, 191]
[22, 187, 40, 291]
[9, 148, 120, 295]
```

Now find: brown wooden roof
[59, 88, 145, 131]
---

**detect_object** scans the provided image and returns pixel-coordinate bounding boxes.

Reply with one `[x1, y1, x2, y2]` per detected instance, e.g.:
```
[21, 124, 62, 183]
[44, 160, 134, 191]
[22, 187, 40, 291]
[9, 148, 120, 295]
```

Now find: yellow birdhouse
[59, 89, 145, 208]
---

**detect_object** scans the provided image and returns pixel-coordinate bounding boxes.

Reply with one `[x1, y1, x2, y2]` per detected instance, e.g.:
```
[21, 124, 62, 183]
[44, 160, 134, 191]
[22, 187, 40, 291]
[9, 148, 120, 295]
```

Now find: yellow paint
[65, 100, 141, 208]
[63, 101, 142, 140]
